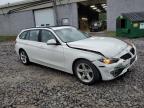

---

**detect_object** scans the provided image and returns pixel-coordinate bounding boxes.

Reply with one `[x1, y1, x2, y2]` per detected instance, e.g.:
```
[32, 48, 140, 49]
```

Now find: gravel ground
[0, 38, 144, 108]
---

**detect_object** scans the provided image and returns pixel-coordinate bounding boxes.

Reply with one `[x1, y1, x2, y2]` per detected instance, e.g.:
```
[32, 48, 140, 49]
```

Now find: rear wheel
[74, 59, 101, 85]
[19, 50, 30, 65]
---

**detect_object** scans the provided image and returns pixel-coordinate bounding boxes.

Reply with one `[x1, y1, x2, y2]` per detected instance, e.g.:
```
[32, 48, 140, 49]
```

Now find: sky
[0, 0, 24, 5]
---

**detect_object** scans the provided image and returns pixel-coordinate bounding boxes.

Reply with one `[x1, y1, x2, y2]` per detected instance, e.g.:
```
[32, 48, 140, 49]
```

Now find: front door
[38, 30, 65, 70]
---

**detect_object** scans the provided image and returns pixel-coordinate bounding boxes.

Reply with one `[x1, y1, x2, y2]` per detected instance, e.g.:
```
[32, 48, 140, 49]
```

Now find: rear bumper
[15, 44, 19, 55]
[93, 54, 137, 81]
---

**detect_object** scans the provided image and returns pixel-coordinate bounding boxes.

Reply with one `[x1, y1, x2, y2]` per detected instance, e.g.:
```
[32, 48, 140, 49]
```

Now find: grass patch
[105, 31, 116, 37]
[0, 36, 16, 42]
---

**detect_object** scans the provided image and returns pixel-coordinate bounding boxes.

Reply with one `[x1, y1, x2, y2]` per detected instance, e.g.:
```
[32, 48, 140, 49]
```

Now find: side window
[29, 30, 40, 41]
[41, 30, 55, 43]
[19, 31, 28, 39]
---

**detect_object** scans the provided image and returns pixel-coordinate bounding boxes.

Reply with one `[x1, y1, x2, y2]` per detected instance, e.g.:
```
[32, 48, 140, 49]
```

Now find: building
[0, 0, 143, 35]
[0, 0, 106, 36]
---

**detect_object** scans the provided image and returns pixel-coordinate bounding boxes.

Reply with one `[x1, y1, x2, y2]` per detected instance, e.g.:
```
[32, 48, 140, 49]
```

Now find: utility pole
[53, 0, 59, 26]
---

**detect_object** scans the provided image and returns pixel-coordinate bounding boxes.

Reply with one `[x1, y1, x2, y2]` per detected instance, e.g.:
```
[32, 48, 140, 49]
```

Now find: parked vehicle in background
[90, 21, 107, 32]
[15, 26, 137, 85]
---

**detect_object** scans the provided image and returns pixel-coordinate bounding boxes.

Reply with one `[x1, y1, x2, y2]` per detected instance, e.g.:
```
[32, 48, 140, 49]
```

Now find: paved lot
[0, 37, 144, 108]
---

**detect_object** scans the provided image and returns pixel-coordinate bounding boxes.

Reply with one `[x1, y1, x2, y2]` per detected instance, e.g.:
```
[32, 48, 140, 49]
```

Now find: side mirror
[47, 39, 57, 45]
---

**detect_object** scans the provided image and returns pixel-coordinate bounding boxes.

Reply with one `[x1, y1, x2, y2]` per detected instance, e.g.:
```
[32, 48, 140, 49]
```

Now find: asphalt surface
[0, 37, 144, 108]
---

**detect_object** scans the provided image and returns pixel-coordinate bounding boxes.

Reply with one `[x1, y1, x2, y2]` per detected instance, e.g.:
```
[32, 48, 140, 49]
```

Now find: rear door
[24, 29, 42, 62]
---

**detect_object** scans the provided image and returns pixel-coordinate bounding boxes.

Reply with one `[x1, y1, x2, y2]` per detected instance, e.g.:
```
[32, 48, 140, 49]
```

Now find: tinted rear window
[29, 30, 40, 41]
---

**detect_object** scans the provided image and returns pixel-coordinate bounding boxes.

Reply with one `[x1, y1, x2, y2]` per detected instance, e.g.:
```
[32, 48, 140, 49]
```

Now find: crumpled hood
[68, 37, 128, 57]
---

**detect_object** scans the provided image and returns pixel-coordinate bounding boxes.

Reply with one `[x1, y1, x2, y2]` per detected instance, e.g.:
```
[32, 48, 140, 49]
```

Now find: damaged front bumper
[93, 45, 137, 81]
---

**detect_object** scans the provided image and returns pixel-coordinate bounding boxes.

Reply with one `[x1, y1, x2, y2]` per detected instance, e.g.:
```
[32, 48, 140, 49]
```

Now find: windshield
[55, 28, 88, 43]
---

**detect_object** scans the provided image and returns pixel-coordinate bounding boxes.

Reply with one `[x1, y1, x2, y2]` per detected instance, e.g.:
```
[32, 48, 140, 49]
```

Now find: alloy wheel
[20, 51, 27, 64]
[76, 63, 94, 83]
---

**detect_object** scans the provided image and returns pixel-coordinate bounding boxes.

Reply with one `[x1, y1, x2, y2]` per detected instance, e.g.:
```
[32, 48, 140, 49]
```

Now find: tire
[73, 59, 101, 85]
[19, 50, 30, 65]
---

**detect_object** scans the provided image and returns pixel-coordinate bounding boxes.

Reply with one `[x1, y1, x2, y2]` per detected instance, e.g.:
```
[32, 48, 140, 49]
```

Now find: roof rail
[24, 25, 75, 30]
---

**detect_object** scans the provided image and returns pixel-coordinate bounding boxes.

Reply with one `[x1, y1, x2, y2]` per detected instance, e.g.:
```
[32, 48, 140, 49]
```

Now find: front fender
[63, 47, 103, 74]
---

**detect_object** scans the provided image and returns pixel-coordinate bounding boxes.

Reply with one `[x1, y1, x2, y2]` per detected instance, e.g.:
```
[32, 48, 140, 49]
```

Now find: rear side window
[29, 30, 40, 41]
[19, 31, 28, 39]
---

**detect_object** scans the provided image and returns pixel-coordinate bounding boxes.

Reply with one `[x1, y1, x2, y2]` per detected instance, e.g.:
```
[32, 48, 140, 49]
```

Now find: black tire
[73, 59, 101, 85]
[19, 50, 30, 65]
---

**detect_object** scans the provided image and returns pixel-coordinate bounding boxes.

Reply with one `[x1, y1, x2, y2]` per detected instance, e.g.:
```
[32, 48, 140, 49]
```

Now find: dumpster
[116, 12, 144, 38]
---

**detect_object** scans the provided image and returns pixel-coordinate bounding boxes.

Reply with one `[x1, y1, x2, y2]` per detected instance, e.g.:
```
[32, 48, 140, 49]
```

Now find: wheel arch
[72, 58, 102, 80]
[19, 48, 26, 55]
[19, 48, 29, 59]
[19, 48, 30, 64]
[72, 58, 93, 75]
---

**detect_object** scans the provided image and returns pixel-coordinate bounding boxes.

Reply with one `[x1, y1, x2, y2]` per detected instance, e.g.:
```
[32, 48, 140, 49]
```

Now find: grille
[120, 53, 131, 60]
[130, 48, 135, 55]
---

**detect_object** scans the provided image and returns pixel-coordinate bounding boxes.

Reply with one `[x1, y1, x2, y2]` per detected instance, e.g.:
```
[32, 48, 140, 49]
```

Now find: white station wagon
[15, 26, 137, 85]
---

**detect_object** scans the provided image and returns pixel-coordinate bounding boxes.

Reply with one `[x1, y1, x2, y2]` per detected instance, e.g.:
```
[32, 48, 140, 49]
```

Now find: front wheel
[74, 59, 101, 85]
[19, 50, 30, 65]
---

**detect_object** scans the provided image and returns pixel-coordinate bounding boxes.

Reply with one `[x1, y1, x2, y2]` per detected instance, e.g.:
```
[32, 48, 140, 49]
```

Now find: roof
[0, 0, 87, 9]
[0, 0, 86, 14]
[122, 12, 144, 22]
[51, 26, 75, 30]
[0, 0, 41, 9]
[22, 26, 75, 31]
